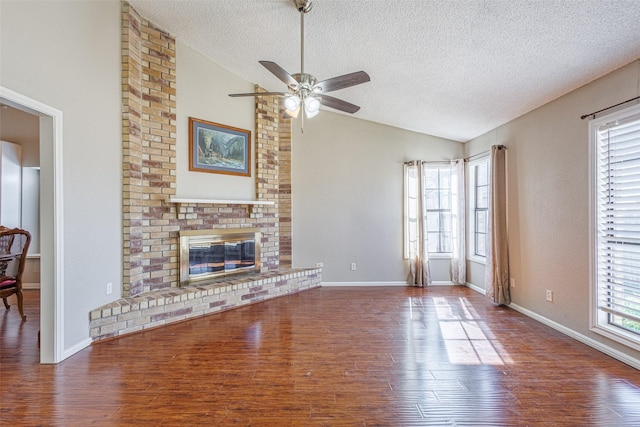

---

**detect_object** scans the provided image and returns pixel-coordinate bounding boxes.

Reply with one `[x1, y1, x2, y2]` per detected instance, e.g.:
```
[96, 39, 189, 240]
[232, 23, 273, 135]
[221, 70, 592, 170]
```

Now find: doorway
[0, 86, 64, 363]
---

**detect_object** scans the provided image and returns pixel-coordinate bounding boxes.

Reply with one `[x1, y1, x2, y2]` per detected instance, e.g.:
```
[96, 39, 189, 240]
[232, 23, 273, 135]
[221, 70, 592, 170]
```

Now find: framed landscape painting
[189, 117, 251, 176]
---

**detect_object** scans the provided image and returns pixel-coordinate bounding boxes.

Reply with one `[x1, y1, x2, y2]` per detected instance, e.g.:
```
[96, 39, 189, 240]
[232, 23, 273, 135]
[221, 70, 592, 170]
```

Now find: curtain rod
[580, 95, 640, 120]
[403, 145, 506, 166]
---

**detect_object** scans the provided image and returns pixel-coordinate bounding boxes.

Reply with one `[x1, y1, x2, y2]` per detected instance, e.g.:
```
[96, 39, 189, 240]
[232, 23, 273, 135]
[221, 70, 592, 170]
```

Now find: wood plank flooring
[2, 286, 640, 426]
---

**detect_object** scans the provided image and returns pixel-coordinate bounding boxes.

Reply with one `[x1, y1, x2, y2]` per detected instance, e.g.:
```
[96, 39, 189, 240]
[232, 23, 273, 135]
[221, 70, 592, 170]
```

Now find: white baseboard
[465, 282, 485, 294]
[62, 337, 92, 360]
[322, 281, 407, 287]
[464, 283, 640, 370]
[432, 281, 456, 286]
[322, 281, 463, 287]
[508, 302, 640, 370]
[23, 282, 40, 290]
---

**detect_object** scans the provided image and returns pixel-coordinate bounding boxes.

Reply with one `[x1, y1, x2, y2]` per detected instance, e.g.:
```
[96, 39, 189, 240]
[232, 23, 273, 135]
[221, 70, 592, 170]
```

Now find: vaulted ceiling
[129, 0, 640, 142]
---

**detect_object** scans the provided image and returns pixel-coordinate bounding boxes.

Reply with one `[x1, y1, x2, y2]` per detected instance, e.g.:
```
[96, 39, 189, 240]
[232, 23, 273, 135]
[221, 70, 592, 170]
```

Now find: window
[404, 164, 419, 259]
[403, 163, 453, 259]
[468, 157, 489, 262]
[591, 104, 640, 350]
[424, 166, 452, 254]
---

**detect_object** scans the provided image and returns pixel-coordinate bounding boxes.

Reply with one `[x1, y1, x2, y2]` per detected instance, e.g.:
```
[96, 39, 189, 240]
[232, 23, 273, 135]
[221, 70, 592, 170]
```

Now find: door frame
[1, 86, 64, 363]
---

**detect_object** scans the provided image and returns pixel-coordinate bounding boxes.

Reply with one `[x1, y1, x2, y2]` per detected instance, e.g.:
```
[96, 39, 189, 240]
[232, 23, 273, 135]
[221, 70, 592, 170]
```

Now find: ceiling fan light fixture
[304, 96, 321, 118]
[284, 94, 301, 114]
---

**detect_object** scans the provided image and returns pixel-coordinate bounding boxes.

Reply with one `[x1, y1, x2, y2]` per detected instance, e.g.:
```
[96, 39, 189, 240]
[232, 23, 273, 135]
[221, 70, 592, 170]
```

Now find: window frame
[467, 156, 490, 265]
[589, 103, 640, 351]
[423, 165, 453, 258]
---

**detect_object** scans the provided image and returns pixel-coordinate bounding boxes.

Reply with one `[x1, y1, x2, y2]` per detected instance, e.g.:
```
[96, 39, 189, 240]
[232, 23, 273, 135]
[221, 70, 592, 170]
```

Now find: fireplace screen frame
[179, 228, 261, 285]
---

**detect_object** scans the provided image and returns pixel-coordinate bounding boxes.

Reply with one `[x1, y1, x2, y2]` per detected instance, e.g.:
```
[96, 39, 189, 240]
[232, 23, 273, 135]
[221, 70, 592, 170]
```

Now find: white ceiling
[129, 0, 640, 142]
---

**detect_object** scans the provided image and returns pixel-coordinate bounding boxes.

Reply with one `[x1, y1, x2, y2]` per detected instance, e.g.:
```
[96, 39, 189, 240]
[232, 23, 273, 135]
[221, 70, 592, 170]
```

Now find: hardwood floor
[2, 286, 640, 426]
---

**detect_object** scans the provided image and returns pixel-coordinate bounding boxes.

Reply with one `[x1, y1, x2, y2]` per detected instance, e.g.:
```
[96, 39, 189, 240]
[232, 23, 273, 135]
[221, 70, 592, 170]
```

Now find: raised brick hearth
[90, 268, 321, 341]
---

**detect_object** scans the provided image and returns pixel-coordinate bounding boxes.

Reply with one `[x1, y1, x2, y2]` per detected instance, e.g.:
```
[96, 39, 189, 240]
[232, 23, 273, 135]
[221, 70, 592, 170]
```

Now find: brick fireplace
[120, 2, 291, 297]
[88, 3, 320, 341]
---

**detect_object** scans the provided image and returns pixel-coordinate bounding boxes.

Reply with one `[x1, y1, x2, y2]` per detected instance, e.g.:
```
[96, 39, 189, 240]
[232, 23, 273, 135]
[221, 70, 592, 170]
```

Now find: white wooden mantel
[169, 197, 275, 215]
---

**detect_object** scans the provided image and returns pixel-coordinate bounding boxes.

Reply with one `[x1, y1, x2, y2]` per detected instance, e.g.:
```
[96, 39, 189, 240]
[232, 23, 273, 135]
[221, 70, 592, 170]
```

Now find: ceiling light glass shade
[284, 95, 301, 117]
[304, 96, 321, 118]
[286, 106, 300, 119]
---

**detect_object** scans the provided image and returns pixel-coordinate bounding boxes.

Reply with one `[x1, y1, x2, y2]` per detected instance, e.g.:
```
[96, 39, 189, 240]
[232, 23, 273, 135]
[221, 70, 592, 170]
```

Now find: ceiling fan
[229, 0, 370, 128]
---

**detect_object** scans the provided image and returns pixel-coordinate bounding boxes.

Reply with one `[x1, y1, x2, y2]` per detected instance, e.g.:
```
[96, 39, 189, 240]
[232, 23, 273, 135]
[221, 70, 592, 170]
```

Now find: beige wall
[1, 0, 122, 350]
[175, 41, 255, 200]
[291, 113, 463, 283]
[465, 58, 640, 361]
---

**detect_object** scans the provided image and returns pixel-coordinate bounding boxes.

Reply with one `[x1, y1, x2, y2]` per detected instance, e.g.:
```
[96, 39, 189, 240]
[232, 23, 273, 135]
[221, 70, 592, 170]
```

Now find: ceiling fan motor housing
[291, 73, 319, 95]
[294, 0, 312, 13]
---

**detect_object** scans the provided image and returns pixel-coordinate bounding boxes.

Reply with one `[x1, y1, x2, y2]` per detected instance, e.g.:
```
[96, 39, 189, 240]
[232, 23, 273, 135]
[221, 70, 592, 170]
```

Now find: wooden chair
[0, 227, 31, 321]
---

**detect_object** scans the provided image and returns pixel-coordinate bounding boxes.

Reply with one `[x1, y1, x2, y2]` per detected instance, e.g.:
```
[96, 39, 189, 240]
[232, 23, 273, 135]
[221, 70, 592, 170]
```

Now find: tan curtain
[405, 161, 431, 287]
[485, 145, 510, 304]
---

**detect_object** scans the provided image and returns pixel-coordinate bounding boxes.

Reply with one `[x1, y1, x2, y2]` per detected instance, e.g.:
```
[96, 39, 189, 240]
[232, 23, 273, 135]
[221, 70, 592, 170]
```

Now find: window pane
[439, 169, 451, 189]
[424, 169, 439, 188]
[477, 163, 488, 186]
[476, 233, 486, 257]
[426, 189, 439, 208]
[476, 211, 486, 233]
[442, 232, 452, 253]
[427, 232, 439, 253]
[441, 212, 452, 232]
[426, 212, 439, 232]
[477, 186, 488, 209]
[440, 190, 451, 210]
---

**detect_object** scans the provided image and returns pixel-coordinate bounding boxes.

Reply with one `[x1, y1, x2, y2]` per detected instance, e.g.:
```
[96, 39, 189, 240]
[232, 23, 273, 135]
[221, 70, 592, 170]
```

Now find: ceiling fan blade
[228, 92, 286, 97]
[259, 61, 299, 88]
[314, 71, 370, 93]
[319, 94, 360, 114]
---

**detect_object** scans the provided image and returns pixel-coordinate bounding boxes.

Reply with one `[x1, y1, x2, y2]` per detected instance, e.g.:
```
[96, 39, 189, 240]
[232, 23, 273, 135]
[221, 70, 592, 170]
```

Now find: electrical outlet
[316, 262, 324, 268]
[350, 262, 357, 271]
[510, 277, 515, 288]
[546, 289, 553, 302]
[106, 282, 113, 295]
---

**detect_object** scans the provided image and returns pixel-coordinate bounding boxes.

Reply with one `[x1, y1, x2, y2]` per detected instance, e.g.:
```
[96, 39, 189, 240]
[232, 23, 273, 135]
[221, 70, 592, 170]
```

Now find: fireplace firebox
[179, 228, 261, 285]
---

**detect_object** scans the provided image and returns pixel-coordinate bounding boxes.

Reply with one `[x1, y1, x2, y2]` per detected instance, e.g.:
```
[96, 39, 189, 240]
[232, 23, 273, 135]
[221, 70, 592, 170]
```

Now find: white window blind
[595, 111, 640, 338]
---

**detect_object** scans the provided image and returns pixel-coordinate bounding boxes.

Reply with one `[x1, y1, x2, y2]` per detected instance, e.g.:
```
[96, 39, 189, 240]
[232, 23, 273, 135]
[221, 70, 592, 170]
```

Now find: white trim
[321, 281, 460, 287]
[465, 282, 485, 295]
[23, 283, 41, 290]
[62, 337, 91, 360]
[467, 254, 486, 265]
[428, 253, 452, 260]
[466, 257, 486, 266]
[322, 281, 408, 287]
[170, 197, 274, 205]
[1, 86, 65, 364]
[509, 302, 640, 371]
[465, 283, 640, 370]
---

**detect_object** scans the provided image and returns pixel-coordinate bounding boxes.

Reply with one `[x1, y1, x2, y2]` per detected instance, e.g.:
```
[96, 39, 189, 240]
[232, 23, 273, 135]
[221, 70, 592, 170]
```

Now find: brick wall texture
[121, 3, 293, 297]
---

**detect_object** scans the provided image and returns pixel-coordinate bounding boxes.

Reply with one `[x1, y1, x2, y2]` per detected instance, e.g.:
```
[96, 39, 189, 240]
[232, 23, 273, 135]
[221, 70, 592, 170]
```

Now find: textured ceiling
[129, 0, 640, 142]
